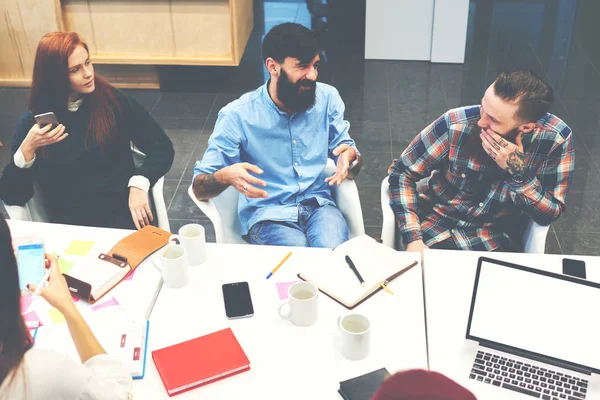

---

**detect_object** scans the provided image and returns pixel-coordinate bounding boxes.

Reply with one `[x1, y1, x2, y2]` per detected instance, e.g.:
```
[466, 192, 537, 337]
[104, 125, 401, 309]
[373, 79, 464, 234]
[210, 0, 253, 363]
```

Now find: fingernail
[26, 284, 30, 289]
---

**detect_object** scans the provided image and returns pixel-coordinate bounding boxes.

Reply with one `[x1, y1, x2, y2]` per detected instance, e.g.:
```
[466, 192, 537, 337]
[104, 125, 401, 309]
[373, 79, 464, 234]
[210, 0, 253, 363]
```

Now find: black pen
[345, 255, 365, 287]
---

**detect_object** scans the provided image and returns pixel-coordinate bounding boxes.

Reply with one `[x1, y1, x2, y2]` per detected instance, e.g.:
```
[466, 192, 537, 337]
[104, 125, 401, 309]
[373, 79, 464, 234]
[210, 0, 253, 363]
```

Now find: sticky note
[58, 257, 75, 274]
[64, 240, 94, 256]
[71, 294, 80, 303]
[49, 308, 66, 324]
[276, 281, 301, 300]
[20, 296, 32, 313]
[23, 311, 42, 330]
[91, 297, 120, 312]
[123, 268, 136, 282]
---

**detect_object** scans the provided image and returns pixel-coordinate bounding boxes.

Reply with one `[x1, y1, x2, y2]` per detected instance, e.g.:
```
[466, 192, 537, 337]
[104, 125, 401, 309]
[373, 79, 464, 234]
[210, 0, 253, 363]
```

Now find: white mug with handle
[153, 241, 188, 288]
[278, 282, 319, 327]
[338, 313, 371, 360]
[173, 224, 207, 266]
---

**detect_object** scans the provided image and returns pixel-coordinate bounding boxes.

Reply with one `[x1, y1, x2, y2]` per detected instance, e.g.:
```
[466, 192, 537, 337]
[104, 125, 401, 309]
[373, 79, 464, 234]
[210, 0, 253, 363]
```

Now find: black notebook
[338, 368, 391, 400]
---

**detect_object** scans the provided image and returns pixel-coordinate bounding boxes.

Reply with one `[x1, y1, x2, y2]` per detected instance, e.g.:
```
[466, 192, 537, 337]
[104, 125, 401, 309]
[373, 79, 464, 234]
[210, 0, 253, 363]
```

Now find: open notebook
[298, 235, 418, 309]
[33, 306, 149, 379]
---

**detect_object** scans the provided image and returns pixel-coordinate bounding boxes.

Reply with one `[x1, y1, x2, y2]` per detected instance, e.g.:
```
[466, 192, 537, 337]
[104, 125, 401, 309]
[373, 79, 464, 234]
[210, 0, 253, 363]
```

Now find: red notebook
[152, 328, 250, 396]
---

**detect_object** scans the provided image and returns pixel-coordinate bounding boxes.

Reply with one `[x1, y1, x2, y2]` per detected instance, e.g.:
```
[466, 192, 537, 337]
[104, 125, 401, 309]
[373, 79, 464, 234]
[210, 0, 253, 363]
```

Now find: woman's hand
[128, 186, 153, 230]
[20, 124, 68, 161]
[28, 254, 76, 315]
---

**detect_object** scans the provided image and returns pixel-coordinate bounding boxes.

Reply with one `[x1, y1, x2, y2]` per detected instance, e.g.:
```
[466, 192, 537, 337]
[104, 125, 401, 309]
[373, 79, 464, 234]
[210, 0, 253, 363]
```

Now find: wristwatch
[511, 168, 529, 184]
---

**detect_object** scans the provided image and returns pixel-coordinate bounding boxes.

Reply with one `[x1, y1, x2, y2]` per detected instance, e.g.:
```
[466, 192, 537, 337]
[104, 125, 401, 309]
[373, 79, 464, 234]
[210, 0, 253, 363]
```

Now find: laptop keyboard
[469, 350, 589, 399]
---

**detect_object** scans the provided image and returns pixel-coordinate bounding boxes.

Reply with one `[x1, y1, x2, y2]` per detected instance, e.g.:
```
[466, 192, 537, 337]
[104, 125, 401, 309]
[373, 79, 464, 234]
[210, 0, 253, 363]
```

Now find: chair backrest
[208, 186, 246, 244]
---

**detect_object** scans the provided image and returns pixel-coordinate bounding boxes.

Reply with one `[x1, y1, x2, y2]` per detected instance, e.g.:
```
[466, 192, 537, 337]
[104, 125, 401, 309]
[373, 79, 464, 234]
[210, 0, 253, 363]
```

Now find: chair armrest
[380, 177, 396, 249]
[332, 178, 365, 238]
[523, 218, 550, 254]
[3, 203, 33, 221]
[187, 185, 225, 243]
[151, 177, 170, 232]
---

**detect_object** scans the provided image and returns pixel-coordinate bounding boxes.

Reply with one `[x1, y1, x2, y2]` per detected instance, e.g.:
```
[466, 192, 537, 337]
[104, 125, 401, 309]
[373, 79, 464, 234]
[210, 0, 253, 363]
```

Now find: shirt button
[461, 173, 466, 178]
[479, 202, 484, 207]
[294, 162, 298, 166]
[490, 184, 495, 188]
[451, 229, 456, 234]
[293, 140, 297, 145]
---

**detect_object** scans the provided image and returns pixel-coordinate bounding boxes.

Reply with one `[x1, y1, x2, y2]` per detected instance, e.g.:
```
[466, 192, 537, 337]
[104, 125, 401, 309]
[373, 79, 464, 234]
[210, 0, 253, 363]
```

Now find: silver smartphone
[34, 112, 59, 129]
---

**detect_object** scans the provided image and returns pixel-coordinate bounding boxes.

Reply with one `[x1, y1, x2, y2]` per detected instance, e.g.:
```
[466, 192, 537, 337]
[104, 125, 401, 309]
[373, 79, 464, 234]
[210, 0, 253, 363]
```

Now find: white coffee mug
[338, 313, 371, 360]
[172, 224, 207, 266]
[154, 243, 188, 288]
[277, 282, 319, 327]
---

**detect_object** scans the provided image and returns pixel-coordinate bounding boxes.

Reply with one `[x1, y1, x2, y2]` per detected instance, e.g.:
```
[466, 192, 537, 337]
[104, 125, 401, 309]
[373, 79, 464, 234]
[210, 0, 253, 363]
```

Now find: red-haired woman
[0, 216, 131, 398]
[0, 32, 174, 230]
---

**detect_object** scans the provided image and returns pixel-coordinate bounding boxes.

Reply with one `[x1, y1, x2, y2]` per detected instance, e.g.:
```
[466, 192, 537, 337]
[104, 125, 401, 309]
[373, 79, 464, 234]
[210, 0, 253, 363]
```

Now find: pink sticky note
[20, 296, 32, 313]
[23, 311, 42, 330]
[71, 294, 80, 303]
[123, 268, 136, 281]
[91, 297, 120, 312]
[276, 281, 301, 300]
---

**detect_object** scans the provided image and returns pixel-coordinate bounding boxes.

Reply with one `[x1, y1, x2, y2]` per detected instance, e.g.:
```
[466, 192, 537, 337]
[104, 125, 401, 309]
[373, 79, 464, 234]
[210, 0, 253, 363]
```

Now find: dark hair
[493, 70, 555, 123]
[29, 32, 121, 153]
[0, 216, 33, 389]
[262, 23, 320, 64]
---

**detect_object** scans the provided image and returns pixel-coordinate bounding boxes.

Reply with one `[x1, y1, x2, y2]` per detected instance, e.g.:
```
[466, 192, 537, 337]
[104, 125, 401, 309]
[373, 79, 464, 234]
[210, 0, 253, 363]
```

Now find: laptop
[459, 257, 600, 400]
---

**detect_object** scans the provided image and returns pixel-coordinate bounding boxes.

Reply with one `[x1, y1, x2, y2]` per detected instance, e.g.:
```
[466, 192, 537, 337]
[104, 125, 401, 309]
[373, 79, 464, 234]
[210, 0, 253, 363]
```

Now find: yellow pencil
[266, 252, 292, 279]
[380, 282, 395, 295]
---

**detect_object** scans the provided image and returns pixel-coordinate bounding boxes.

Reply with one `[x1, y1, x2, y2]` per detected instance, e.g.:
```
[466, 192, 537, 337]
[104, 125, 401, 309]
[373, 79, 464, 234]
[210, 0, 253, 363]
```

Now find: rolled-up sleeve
[327, 89, 359, 162]
[193, 111, 243, 181]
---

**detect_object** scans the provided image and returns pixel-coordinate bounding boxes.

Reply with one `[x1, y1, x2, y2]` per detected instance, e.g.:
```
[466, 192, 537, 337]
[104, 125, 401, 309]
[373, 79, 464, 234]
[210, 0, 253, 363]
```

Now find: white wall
[430, 0, 470, 63]
[365, 0, 434, 61]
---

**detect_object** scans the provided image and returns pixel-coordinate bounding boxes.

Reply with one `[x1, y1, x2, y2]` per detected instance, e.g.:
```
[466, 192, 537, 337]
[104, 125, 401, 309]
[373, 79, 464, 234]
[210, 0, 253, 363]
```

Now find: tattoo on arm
[192, 173, 228, 199]
[506, 150, 527, 175]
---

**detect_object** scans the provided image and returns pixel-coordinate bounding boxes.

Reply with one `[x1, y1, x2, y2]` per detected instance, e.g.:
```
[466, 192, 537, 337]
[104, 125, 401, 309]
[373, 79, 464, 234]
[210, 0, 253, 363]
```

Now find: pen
[25, 261, 53, 313]
[266, 251, 292, 279]
[345, 255, 365, 287]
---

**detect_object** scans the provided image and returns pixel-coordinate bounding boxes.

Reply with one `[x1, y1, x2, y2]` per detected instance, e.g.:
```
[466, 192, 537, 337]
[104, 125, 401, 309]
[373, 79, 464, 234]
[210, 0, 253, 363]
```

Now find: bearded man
[192, 23, 361, 248]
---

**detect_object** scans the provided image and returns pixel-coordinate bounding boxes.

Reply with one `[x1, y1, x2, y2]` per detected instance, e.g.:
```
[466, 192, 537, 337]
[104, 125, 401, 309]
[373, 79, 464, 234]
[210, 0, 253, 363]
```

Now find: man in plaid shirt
[388, 70, 574, 252]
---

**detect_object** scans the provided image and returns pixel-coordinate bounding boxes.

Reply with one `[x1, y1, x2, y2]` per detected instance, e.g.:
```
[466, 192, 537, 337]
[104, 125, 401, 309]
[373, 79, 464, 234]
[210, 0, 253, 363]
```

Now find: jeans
[247, 199, 349, 248]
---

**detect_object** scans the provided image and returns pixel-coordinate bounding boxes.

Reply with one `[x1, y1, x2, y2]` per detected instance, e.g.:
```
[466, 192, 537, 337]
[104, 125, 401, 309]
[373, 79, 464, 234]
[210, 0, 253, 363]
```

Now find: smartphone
[563, 258, 586, 279]
[34, 112, 59, 129]
[16, 238, 46, 295]
[222, 282, 254, 319]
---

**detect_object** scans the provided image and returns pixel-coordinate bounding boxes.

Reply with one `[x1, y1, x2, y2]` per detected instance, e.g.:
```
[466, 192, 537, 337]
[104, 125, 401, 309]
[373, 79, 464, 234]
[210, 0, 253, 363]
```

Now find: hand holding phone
[222, 282, 254, 319]
[20, 114, 68, 158]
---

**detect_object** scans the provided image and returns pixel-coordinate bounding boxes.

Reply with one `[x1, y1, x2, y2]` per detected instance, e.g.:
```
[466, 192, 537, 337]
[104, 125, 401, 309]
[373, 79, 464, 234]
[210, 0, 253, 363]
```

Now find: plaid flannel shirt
[388, 106, 574, 251]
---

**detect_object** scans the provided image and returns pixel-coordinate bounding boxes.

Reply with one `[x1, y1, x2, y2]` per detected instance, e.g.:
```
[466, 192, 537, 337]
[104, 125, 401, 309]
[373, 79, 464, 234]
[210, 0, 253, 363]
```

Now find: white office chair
[188, 159, 366, 244]
[380, 177, 550, 254]
[3, 143, 171, 232]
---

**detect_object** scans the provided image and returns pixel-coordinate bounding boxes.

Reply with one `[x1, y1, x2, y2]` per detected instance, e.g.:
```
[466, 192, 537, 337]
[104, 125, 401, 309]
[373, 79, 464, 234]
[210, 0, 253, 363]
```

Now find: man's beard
[277, 68, 316, 113]
[466, 124, 519, 164]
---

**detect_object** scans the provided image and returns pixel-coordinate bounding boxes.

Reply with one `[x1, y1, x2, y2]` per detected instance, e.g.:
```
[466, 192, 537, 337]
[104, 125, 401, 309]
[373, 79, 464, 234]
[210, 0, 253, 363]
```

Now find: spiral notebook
[298, 235, 418, 309]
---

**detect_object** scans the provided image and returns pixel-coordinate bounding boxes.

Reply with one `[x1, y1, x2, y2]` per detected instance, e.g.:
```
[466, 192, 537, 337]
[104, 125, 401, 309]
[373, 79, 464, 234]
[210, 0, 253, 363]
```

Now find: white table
[9, 220, 163, 321]
[423, 249, 600, 399]
[134, 244, 428, 399]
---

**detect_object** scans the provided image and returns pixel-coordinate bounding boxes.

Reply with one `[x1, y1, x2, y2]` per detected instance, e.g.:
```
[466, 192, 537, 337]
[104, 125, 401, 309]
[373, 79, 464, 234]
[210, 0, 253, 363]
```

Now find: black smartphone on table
[562, 258, 586, 279]
[222, 281, 254, 319]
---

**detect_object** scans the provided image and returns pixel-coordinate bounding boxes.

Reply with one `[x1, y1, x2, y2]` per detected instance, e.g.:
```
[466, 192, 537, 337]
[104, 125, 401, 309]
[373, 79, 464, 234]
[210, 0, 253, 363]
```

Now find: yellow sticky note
[58, 258, 75, 274]
[64, 240, 94, 256]
[49, 308, 65, 324]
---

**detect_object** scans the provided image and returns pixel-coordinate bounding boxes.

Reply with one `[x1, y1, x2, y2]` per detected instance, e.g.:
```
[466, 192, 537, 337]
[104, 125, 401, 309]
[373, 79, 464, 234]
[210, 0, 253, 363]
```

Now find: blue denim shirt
[193, 81, 358, 235]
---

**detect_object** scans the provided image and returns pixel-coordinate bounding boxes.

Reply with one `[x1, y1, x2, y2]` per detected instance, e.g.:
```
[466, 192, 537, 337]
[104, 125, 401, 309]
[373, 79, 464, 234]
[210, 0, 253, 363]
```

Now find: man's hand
[406, 239, 428, 253]
[325, 144, 357, 186]
[480, 129, 527, 176]
[215, 162, 268, 198]
[129, 187, 153, 230]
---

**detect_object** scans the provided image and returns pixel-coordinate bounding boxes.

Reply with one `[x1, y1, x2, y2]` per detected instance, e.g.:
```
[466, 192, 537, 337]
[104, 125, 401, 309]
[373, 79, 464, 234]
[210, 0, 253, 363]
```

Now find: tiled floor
[1, 0, 599, 255]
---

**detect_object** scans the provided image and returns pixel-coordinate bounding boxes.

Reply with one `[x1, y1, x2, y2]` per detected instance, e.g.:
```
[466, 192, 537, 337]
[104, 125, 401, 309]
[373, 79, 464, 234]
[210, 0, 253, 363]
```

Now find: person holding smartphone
[0, 32, 174, 230]
[0, 217, 132, 399]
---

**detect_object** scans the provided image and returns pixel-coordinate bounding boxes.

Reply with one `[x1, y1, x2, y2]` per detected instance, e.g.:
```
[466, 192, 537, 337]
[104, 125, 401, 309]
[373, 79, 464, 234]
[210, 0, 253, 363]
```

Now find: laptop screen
[467, 258, 600, 373]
